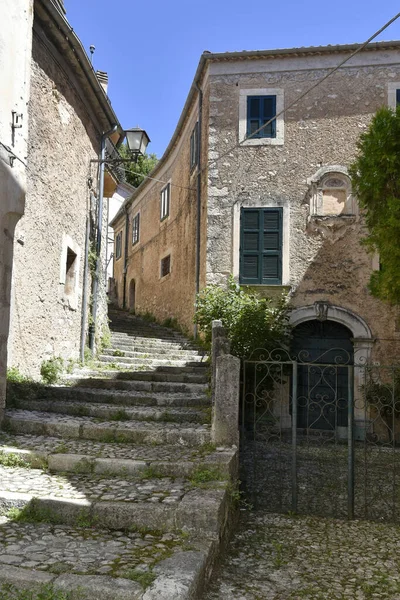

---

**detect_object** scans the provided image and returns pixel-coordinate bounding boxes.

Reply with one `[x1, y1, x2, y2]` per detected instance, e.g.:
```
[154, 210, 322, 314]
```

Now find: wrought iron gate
[241, 348, 400, 522]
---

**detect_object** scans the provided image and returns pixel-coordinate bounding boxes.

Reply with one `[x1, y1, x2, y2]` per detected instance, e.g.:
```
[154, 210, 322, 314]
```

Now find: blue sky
[64, 0, 400, 157]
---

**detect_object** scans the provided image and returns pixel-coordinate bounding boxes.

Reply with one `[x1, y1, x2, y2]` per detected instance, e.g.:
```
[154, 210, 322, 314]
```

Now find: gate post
[348, 365, 355, 520]
[292, 361, 298, 513]
[211, 320, 230, 403]
[212, 354, 240, 447]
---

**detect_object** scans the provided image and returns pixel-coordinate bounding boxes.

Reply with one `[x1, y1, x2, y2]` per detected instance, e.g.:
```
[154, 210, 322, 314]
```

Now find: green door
[292, 320, 353, 430]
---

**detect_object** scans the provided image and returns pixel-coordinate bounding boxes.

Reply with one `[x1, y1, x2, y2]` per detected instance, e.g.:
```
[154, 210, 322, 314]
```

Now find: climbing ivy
[349, 106, 400, 304]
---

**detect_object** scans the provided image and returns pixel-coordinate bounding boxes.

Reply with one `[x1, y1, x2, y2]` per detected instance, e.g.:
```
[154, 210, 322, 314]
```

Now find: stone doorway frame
[290, 303, 375, 429]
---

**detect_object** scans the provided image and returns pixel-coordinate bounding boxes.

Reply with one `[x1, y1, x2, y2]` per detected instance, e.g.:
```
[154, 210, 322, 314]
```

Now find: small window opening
[161, 255, 171, 278]
[65, 248, 77, 296]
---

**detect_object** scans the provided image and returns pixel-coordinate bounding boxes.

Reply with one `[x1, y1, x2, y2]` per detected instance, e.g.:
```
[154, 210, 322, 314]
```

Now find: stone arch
[290, 302, 374, 365]
[128, 279, 136, 313]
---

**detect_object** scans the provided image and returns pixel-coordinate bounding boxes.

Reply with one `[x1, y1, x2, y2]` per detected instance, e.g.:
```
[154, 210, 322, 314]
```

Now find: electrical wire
[116, 165, 196, 192]
[204, 11, 400, 172]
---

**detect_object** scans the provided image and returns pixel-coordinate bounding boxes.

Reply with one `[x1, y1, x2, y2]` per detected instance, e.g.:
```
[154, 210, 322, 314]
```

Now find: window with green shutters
[247, 95, 276, 138]
[240, 208, 283, 285]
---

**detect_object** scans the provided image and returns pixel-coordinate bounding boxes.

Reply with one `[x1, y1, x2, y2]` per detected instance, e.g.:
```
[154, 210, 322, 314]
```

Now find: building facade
[111, 42, 400, 365]
[7, 0, 124, 379]
[0, 0, 34, 420]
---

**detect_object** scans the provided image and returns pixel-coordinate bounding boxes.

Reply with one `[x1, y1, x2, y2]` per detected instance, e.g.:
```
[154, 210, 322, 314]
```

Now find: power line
[117, 165, 196, 192]
[204, 11, 400, 171]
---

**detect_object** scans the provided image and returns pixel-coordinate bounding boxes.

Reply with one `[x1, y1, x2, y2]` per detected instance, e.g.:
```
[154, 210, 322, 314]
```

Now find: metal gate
[241, 348, 400, 522]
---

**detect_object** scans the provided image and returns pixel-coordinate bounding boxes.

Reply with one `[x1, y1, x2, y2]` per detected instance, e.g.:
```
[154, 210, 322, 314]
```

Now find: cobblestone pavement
[5, 409, 210, 432]
[0, 518, 188, 576]
[0, 433, 215, 461]
[0, 466, 187, 503]
[205, 511, 400, 599]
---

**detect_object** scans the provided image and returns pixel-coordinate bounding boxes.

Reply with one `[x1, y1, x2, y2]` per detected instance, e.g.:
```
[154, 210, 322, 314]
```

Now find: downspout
[80, 195, 93, 362]
[89, 124, 118, 353]
[122, 205, 130, 309]
[194, 81, 203, 338]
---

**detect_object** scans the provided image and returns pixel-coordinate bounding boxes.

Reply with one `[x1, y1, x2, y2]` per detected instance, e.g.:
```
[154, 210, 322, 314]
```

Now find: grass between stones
[0, 584, 75, 600]
[118, 569, 156, 588]
[189, 467, 227, 487]
[0, 451, 31, 469]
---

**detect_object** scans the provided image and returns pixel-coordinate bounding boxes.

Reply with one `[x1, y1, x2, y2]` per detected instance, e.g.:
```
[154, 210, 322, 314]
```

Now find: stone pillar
[212, 354, 240, 447]
[211, 320, 230, 403]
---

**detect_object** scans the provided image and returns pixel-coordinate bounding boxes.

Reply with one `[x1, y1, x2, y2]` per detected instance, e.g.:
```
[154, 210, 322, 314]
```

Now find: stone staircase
[0, 309, 237, 599]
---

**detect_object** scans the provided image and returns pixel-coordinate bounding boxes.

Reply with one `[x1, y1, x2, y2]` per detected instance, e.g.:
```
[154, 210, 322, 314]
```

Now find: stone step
[110, 328, 187, 341]
[110, 337, 199, 350]
[21, 386, 209, 408]
[111, 333, 191, 350]
[61, 377, 208, 395]
[0, 466, 228, 535]
[103, 347, 201, 360]
[0, 519, 213, 599]
[110, 331, 190, 343]
[91, 370, 209, 384]
[97, 356, 204, 368]
[4, 410, 211, 446]
[0, 433, 237, 478]
[13, 400, 210, 425]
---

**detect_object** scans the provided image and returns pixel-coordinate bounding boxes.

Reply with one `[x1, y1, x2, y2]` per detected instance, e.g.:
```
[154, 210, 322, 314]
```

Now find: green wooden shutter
[240, 208, 282, 285]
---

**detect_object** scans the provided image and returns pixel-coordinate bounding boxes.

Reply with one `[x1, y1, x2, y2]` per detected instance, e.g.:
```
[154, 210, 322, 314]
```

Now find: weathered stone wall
[8, 28, 104, 377]
[113, 88, 207, 335]
[0, 0, 33, 418]
[206, 49, 400, 360]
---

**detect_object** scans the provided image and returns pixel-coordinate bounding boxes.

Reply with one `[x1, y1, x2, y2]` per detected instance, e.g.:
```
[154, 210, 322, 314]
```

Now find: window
[239, 88, 284, 146]
[240, 208, 282, 285]
[132, 213, 140, 245]
[115, 231, 122, 259]
[247, 96, 276, 138]
[160, 183, 170, 220]
[397, 89, 400, 106]
[190, 122, 199, 169]
[64, 248, 77, 297]
[160, 254, 171, 278]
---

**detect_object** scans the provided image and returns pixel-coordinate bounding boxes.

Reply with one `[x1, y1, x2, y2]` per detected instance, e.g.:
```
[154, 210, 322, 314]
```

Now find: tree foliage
[349, 106, 400, 304]
[119, 144, 158, 188]
[194, 277, 291, 358]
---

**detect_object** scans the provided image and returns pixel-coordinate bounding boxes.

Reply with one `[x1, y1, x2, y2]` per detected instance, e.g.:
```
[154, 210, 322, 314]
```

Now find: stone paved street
[205, 511, 400, 599]
[0, 518, 189, 576]
[0, 466, 187, 502]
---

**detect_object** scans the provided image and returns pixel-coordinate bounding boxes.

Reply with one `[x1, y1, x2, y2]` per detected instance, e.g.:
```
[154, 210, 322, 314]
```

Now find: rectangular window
[115, 231, 122, 260]
[247, 96, 276, 139]
[132, 213, 140, 245]
[160, 254, 171, 278]
[396, 89, 400, 106]
[190, 122, 199, 169]
[160, 183, 170, 220]
[240, 208, 282, 285]
[64, 248, 77, 297]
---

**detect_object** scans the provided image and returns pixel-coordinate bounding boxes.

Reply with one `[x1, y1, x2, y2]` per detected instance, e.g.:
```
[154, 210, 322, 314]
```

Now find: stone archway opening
[292, 319, 354, 430]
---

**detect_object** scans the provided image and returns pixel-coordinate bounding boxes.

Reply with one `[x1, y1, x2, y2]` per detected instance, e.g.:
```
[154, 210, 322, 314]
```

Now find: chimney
[96, 71, 108, 95]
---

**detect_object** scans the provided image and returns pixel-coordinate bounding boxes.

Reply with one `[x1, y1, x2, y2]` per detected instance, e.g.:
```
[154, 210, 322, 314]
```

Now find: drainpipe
[194, 81, 203, 338]
[122, 205, 130, 309]
[88, 124, 118, 353]
[80, 196, 93, 362]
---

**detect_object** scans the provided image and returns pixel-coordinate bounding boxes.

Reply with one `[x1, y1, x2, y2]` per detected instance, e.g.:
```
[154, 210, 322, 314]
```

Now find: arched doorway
[128, 279, 136, 313]
[292, 319, 354, 430]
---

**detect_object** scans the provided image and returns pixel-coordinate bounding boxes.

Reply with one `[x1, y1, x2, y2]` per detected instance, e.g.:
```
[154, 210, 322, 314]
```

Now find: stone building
[6, 0, 125, 379]
[0, 0, 34, 420]
[111, 41, 400, 368]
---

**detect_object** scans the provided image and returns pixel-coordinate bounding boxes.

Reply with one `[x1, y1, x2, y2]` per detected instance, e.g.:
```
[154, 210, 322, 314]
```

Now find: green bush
[194, 276, 291, 358]
[40, 357, 64, 384]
